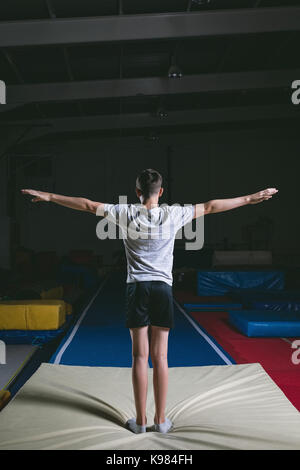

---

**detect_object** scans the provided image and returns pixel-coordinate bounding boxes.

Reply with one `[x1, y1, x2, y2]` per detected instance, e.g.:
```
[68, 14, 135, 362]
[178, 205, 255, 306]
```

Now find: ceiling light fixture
[168, 64, 183, 79]
[144, 131, 160, 143]
[156, 107, 168, 119]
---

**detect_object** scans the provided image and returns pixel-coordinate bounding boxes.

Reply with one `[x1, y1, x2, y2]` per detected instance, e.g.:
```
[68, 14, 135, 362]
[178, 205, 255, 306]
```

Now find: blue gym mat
[50, 274, 235, 367]
[197, 270, 285, 296]
[229, 309, 300, 337]
[0, 316, 73, 345]
[229, 289, 300, 311]
[183, 302, 242, 311]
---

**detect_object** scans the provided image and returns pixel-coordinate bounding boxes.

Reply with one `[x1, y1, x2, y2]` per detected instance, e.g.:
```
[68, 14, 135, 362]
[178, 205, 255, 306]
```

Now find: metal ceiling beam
[0, 7, 300, 48]
[4, 104, 299, 143]
[7, 69, 299, 104]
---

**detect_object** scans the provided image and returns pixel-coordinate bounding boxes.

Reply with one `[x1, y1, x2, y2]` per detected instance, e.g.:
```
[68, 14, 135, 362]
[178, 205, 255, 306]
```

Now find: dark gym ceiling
[0, 0, 300, 141]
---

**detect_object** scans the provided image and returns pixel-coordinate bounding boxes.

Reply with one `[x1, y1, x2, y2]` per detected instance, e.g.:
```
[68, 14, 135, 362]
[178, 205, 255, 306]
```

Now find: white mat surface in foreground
[0, 362, 299, 450]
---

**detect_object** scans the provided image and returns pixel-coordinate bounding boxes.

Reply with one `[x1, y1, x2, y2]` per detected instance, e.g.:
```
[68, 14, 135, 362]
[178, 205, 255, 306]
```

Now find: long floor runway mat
[50, 275, 234, 367]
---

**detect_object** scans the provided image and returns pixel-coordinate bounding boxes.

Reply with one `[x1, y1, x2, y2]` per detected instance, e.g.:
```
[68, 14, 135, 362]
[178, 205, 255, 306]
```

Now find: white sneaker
[154, 418, 173, 433]
[125, 418, 146, 434]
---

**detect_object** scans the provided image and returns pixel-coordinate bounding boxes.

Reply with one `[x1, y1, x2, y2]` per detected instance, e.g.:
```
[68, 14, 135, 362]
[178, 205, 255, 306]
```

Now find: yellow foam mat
[15, 300, 73, 316]
[66, 303, 72, 315]
[0, 363, 299, 450]
[0, 305, 27, 330]
[0, 390, 11, 411]
[0, 301, 66, 330]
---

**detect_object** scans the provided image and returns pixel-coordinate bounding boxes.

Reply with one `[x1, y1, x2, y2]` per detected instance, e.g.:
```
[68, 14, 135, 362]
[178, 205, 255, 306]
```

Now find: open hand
[21, 189, 51, 202]
[249, 188, 278, 205]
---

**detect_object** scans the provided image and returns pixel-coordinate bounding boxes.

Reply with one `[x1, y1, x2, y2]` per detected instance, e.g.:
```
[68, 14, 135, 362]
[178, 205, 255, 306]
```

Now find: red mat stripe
[189, 310, 300, 412]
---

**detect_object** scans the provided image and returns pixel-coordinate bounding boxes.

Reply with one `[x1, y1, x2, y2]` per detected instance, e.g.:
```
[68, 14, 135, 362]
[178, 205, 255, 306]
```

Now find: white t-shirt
[104, 203, 194, 286]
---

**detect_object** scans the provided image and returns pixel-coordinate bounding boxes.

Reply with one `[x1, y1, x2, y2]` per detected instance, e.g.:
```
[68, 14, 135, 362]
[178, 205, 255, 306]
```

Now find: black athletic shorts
[125, 281, 174, 329]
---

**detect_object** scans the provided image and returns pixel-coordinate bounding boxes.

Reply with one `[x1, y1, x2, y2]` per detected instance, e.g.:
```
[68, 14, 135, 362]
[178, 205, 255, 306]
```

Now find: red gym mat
[189, 309, 300, 412]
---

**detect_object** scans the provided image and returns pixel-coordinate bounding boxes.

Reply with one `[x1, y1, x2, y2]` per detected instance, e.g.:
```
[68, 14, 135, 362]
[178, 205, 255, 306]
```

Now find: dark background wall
[9, 124, 300, 267]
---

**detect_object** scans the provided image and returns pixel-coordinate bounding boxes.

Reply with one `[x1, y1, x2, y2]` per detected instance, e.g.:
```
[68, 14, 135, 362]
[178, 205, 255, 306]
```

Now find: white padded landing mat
[0, 362, 299, 450]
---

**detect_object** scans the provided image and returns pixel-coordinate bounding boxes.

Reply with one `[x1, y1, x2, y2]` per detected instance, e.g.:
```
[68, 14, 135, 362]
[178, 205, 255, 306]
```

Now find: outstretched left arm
[194, 188, 278, 218]
[21, 189, 105, 216]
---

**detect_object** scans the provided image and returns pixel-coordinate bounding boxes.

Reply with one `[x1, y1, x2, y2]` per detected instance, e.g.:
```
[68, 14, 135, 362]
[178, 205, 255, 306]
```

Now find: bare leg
[149, 326, 170, 424]
[130, 326, 149, 426]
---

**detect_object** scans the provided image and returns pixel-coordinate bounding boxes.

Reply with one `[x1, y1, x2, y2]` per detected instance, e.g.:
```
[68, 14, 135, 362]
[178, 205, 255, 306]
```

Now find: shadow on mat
[18, 383, 126, 427]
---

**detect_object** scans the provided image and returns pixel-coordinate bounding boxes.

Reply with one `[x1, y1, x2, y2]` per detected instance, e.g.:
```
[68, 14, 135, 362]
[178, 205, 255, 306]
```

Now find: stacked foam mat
[0, 300, 72, 344]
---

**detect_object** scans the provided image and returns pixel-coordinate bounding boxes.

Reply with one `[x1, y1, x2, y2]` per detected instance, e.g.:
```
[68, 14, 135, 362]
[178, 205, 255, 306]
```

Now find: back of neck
[140, 196, 159, 210]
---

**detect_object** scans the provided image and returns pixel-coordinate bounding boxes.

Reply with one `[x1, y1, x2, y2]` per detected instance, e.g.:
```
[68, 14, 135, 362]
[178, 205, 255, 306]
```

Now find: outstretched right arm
[193, 188, 278, 218]
[21, 189, 105, 216]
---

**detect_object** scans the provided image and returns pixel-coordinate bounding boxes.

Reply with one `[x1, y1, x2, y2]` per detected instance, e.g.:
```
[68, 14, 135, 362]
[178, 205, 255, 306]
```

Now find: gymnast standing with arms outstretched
[22, 169, 278, 434]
